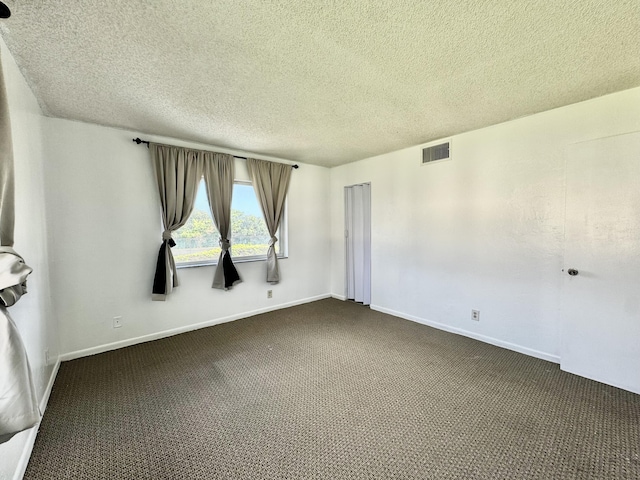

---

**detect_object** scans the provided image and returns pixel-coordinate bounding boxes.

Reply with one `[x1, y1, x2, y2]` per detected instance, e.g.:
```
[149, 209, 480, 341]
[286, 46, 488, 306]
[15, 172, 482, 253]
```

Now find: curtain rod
[132, 137, 299, 168]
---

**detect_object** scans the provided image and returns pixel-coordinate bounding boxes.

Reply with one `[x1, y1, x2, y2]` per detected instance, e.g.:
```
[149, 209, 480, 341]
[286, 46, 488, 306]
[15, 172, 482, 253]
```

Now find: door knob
[567, 269, 579, 276]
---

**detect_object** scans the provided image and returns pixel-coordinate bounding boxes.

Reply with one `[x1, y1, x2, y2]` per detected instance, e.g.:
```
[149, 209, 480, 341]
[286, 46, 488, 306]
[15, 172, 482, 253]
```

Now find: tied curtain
[246, 158, 291, 284]
[150, 144, 203, 301]
[150, 144, 241, 299]
[202, 152, 241, 289]
[0, 50, 40, 444]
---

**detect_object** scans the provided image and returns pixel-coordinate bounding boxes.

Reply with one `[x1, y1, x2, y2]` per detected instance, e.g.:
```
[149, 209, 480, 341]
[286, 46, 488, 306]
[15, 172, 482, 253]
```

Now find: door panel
[345, 183, 371, 305]
[561, 132, 640, 393]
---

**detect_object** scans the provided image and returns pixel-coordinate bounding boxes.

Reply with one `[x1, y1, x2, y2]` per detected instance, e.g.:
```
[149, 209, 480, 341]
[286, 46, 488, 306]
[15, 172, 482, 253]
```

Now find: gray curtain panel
[202, 152, 241, 289]
[150, 143, 204, 301]
[0, 50, 14, 247]
[246, 158, 292, 284]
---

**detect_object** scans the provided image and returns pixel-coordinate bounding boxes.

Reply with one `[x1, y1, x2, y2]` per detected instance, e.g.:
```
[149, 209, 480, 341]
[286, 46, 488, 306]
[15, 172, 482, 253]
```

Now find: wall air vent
[422, 141, 451, 165]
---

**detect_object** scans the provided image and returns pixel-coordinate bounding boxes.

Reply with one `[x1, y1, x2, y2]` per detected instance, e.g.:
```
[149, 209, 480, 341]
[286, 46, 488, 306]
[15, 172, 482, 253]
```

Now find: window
[173, 180, 286, 267]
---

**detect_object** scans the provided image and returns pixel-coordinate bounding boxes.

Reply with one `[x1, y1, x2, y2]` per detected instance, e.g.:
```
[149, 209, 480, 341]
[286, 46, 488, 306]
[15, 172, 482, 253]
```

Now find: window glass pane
[230, 183, 278, 257]
[172, 180, 279, 265]
[172, 181, 218, 264]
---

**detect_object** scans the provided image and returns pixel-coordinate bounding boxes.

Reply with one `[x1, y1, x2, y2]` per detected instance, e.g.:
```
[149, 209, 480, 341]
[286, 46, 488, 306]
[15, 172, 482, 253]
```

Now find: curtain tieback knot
[162, 230, 176, 247]
[220, 238, 231, 251]
[268, 236, 278, 247]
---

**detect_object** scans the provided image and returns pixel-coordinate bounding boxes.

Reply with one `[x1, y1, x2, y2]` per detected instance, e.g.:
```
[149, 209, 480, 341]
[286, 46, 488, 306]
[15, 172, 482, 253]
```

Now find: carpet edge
[370, 304, 560, 364]
[59, 294, 333, 361]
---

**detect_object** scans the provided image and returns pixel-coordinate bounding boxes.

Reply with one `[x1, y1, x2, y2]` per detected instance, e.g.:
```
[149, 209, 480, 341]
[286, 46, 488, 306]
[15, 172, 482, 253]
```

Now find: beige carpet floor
[25, 298, 640, 479]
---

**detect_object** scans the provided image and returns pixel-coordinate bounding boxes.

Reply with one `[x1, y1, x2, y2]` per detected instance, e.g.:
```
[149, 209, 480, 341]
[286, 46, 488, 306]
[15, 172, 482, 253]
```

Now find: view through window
[173, 180, 281, 265]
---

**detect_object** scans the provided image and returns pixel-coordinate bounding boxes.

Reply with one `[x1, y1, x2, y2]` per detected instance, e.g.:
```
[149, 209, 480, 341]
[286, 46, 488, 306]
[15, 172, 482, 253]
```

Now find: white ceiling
[1, 1, 639, 167]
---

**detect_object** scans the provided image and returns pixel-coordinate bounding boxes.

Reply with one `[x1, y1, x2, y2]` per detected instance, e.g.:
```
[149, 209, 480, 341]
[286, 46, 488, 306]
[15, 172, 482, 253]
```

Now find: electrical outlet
[45, 349, 50, 365]
[471, 309, 480, 321]
[113, 316, 123, 328]
[267, 290, 273, 299]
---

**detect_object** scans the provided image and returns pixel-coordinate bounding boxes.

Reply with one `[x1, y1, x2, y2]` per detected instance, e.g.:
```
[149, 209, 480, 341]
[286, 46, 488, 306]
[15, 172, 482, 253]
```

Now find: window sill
[176, 254, 288, 269]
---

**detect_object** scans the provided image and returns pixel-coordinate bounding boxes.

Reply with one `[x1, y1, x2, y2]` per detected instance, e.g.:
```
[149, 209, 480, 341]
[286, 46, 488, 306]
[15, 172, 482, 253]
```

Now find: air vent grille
[422, 142, 450, 164]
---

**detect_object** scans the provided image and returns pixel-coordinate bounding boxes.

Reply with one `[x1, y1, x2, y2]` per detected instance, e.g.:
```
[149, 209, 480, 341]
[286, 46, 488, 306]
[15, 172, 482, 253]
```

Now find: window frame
[175, 179, 288, 269]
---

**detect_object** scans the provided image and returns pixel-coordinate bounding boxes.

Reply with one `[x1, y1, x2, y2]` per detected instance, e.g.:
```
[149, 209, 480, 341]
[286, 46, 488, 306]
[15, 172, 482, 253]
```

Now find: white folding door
[345, 183, 371, 305]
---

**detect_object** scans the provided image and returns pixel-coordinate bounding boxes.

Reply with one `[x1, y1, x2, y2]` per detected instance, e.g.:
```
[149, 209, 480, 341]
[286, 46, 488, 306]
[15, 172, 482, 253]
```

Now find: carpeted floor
[25, 299, 639, 479]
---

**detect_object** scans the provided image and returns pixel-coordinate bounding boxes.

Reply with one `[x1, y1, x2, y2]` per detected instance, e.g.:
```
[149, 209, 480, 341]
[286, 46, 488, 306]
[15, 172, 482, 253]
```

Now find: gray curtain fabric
[0, 53, 39, 445]
[246, 158, 292, 284]
[150, 143, 204, 301]
[0, 51, 14, 247]
[202, 152, 241, 290]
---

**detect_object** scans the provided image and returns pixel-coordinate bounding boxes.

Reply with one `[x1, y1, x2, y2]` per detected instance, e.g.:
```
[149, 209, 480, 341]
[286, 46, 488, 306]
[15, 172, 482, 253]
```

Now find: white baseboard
[12, 358, 61, 480]
[560, 365, 640, 395]
[60, 294, 332, 361]
[370, 304, 560, 364]
[331, 293, 347, 301]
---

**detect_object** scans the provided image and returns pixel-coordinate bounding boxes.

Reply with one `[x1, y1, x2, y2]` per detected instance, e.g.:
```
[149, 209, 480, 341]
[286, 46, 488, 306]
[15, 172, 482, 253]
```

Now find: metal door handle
[567, 269, 579, 276]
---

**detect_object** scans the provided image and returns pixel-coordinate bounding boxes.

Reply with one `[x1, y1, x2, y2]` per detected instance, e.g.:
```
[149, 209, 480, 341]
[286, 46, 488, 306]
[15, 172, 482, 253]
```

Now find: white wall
[330, 87, 640, 362]
[0, 39, 58, 480]
[42, 118, 331, 357]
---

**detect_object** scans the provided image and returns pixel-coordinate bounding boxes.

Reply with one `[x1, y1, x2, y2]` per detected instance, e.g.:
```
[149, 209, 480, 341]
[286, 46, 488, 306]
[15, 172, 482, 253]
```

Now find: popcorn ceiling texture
[0, 0, 639, 167]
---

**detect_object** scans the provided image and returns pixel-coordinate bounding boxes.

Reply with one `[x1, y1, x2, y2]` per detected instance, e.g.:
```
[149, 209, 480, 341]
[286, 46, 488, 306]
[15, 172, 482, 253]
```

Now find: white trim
[176, 253, 288, 269]
[38, 360, 60, 417]
[560, 365, 640, 395]
[331, 293, 347, 301]
[60, 294, 332, 361]
[12, 358, 61, 480]
[370, 304, 560, 364]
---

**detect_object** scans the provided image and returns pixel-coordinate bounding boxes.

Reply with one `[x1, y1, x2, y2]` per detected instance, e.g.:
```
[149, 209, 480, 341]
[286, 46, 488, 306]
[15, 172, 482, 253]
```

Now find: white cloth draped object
[0, 247, 39, 445]
[0, 49, 40, 445]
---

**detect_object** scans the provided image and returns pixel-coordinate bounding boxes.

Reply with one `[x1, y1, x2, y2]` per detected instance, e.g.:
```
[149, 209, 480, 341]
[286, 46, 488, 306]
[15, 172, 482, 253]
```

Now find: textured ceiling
[0, 1, 639, 167]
